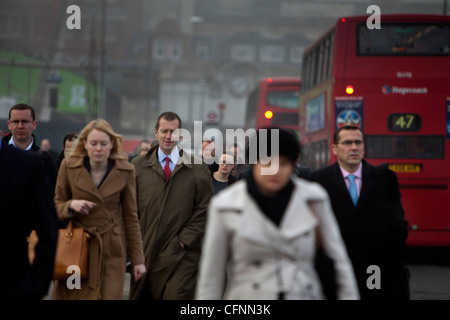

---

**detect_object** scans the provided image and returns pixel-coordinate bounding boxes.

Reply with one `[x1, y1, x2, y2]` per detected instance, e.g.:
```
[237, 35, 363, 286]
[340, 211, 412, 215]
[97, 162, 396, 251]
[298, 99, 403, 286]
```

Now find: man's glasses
[9, 119, 34, 125]
[338, 140, 364, 147]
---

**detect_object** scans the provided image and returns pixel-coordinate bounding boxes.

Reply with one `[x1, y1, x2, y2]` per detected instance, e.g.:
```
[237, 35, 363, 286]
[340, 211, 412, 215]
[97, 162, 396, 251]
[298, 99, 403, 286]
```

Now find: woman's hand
[133, 264, 146, 281]
[70, 199, 97, 215]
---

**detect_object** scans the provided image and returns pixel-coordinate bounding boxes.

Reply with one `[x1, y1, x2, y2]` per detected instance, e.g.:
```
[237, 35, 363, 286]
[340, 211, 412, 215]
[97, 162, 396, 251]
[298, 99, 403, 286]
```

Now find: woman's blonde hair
[70, 119, 128, 160]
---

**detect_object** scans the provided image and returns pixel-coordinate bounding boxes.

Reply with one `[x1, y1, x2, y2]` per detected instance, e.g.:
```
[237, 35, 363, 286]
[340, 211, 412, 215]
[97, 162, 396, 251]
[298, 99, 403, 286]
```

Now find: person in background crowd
[0, 138, 58, 299]
[211, 151, 236, 194]
[196, 128, 359, 300]
[136, 143, 151, 156]
[52, 119, 146, 300]
[3, 104, 57, 192]
[311, 125, 409, 300]
[129, 140, 151, 161]
[129, 111, 213, 300]
[56, 132, 78, 171]
[201, 137, 219, 173]
[228, 142, 248, 178]
[40, 138, 59, 161]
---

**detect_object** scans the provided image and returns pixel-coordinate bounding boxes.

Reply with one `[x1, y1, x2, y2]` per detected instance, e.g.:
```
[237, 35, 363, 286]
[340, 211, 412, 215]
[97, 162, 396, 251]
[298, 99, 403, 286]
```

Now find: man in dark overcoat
[0, 139, 58, 299]
[129, 112, 213, 300]
[311, 125, 409, 300]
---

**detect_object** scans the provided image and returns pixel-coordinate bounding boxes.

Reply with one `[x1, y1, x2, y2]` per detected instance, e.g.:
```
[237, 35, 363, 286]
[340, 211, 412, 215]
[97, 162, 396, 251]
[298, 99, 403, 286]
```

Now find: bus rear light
[264, 110, 273, 119]
[345, 85, 355, 95]
[267, 78, 273, 83]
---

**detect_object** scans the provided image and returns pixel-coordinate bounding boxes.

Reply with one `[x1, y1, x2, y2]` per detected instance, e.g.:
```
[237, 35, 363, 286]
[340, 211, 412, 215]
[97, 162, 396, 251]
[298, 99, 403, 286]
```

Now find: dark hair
[333, 125, 364, 145]
[247, 127, 301, 164]
[155, 112, 182, 130]
[9, 103, 36, 120]
[63, 132, 78, 146]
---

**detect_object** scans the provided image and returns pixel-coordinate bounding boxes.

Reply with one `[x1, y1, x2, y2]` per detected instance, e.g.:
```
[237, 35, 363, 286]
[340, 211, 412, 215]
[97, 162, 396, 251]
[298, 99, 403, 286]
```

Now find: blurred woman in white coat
[196, 128, 359, 300]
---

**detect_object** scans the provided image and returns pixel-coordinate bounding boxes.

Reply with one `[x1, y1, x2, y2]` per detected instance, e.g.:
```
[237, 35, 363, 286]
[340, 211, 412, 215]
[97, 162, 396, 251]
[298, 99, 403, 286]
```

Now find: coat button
[253, 283, 259, 290]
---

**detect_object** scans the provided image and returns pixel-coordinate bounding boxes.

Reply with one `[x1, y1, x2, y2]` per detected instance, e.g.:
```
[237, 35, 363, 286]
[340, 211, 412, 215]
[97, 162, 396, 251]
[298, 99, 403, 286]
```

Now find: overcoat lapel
[169, 150, 187, 181]
[0, 144, 13, 188]
[280, 182, 318, 239]
[329, 163, 355, 210]
[356, 160, 376, 210]
[236, 181, 318, 259]
[238, 195, 278, 247]
[98, 161, 130, 199]
[143, 150, 165, 182]
[69, 158, 104, 204]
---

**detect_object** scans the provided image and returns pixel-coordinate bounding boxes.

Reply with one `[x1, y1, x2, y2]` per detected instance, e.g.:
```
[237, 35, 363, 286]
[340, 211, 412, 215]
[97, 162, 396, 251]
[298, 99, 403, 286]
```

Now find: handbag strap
[65, 217, 74, 243]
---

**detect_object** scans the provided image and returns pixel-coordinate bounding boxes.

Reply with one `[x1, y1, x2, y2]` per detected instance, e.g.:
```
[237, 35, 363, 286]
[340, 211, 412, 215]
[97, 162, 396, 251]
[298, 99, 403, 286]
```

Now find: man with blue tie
[311, 125, 409, 300]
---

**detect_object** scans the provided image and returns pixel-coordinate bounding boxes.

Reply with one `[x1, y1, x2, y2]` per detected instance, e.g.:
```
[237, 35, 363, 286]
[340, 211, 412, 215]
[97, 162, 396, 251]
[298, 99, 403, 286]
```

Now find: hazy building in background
[0, 0, 446, 147]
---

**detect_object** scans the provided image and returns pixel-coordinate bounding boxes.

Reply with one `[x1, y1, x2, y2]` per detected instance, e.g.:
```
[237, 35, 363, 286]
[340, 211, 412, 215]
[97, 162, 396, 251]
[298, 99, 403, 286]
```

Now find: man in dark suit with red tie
[0, 139, 58, 299]
[311, 125, 409, 300]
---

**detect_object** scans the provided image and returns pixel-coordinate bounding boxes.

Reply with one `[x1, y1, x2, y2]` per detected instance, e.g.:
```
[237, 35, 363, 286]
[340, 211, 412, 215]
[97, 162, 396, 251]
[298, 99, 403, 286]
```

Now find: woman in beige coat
[196, 128, 359, 300]
[52, 119, 146, 300]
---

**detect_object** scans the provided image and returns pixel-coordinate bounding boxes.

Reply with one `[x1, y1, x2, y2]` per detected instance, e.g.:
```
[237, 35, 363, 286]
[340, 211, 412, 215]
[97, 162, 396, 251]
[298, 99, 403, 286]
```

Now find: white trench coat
[196, 177, 359, 300]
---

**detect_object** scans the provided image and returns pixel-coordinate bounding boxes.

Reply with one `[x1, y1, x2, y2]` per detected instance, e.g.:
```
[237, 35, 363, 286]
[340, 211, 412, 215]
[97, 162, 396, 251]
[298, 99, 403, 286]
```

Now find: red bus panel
[300, 14, 450, 246]
[246, 77, 301, 132]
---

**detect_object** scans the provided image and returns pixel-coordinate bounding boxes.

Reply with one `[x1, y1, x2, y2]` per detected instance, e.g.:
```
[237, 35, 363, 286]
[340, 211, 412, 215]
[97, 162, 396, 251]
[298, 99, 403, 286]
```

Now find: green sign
[0, 50, 98, 114]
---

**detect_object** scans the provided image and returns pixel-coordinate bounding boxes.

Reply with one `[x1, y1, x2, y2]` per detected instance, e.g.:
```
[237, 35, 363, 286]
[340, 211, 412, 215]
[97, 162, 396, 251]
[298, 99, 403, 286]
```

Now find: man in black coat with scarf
[311, 125, 409, 300]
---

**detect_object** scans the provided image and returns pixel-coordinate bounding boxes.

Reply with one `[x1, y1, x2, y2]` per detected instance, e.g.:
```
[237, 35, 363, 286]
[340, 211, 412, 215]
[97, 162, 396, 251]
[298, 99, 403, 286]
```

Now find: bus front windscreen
[266, 90, 300, 109]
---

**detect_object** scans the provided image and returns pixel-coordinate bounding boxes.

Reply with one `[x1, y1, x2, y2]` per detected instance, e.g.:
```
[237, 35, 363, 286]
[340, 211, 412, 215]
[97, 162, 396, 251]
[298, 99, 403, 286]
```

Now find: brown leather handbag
[53, 218, 90, 280]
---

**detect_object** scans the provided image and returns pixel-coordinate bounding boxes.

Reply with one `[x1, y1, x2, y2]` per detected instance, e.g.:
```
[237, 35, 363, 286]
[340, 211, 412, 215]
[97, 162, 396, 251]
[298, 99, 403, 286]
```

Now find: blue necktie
[347, 174, 358, 206]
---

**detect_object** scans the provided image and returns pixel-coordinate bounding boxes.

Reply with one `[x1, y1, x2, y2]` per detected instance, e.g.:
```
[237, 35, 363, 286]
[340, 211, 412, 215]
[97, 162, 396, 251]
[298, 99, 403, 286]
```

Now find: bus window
[365, 135, 444, 159]
[358, 23, 450, 55]
[266, 91, 299, 109]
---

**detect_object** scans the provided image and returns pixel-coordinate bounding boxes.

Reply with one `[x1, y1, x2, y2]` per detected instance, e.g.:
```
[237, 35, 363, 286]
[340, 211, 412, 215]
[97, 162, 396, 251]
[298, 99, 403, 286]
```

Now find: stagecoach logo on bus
[335, 98, 363, 130]
[382, 85, 428, 95]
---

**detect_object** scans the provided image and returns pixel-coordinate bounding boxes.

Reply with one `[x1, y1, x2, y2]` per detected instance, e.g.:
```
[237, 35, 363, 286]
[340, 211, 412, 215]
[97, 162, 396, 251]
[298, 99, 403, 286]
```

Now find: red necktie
[164, 157, 171, 181]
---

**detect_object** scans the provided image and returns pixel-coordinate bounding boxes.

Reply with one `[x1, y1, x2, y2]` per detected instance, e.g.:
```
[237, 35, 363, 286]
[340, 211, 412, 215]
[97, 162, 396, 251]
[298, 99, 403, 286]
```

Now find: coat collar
[2, 132, 39, 151]
[141, 146, 198, 181]
[144, 146, 194, 166]
[66, 156, 132, 171]
[328, 160, 376, 210]
[65, 156, 132, 203]
[226, 179, 319, 251]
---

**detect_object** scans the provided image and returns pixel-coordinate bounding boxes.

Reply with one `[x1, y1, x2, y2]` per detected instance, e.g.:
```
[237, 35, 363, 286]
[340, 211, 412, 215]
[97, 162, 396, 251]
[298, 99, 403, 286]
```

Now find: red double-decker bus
[299, 14, 450, 246]
[245, 77, 301, 132]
